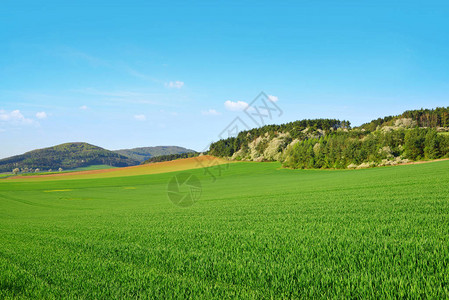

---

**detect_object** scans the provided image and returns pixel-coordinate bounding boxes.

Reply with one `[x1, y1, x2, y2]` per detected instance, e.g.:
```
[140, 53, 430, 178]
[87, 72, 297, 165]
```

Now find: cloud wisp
[165, 81, 184, 89]
[202, 109, 221, 116]
[268, 95, 279, 102]
[36, 111, 48, 119]
[134, 114, 146, 121]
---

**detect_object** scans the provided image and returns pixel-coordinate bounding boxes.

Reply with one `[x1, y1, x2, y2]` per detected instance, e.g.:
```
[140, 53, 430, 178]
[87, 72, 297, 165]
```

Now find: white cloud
[224, 100, 249, 111]
[165, 81, 184, 89]
[79, 105, 88, 110]
[268, 95, 279, 102]
[134, 114, 146, 121]
[36, 111, 47, 119]
[0, 109, 34, 125]
[202, 109, 221, 116]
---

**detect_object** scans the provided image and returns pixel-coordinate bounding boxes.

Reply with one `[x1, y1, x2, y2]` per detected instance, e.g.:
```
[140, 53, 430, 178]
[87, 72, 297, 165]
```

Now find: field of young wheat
[1, 160, 448, 298]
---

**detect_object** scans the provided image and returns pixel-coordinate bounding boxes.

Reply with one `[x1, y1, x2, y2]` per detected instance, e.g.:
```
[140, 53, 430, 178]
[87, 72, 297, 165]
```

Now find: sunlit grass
[1, 160, 449, 298]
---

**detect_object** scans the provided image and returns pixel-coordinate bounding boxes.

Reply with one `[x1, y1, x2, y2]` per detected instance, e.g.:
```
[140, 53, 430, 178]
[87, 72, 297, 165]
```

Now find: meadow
[1, 159, 449, 298]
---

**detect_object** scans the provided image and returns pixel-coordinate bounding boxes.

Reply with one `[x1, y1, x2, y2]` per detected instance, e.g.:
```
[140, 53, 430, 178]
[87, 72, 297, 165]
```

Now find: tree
[12, 168, 19, 175]
[35, 168, 40, 173]
[424, 130, 441, 159]
[58, 167, 63, 172]
[404, 128, 426, 160]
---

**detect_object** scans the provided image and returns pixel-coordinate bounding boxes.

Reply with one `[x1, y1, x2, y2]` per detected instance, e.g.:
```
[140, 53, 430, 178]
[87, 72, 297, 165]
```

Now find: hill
[208, 106, 449, 169]
[114, 146, 196, 162]
[0, 142, 140, 173]
[357, 106, 449, 131]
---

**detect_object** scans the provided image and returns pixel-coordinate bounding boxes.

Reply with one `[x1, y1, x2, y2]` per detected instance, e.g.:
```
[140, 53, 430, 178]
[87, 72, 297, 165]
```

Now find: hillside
[209, 107, 449, 169]
[0, 142, 140, 173]
[114, 146, 196, 162]
[142, 152, 200, 164]
[357, 107, 449, 131]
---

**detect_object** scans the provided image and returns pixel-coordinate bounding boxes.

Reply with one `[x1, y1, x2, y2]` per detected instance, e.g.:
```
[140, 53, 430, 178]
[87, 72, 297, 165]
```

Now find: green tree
[404, 128, 426, 160]
[424, 130, 441, 159]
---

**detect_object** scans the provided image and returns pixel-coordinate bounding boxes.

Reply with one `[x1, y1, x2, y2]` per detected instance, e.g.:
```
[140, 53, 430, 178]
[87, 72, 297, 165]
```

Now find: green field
[68, 164, 118, 172]
[1, 160, 449, 298]
[1, 165, 117, 179]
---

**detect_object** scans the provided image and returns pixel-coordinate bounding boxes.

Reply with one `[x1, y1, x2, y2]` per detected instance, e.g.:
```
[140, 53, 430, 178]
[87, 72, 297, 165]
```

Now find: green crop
[1, 161, 449, 298]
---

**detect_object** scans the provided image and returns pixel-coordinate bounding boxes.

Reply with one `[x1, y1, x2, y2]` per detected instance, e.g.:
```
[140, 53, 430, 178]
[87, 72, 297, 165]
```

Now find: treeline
[0, 142, 139, 173]
[142, 152, 199, 164]
[209, 119, 348, 157]
[114, 146, 195, 162]
[402, 107, 449, 128]
[359, 107, 449, 131]
[284, 128, 449, 169]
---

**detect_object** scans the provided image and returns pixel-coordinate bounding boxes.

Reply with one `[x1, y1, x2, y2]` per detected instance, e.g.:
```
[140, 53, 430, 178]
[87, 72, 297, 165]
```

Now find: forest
[142, 152, 199, 164]
[209, 119, 348, 157]
[284, 128, 449, 169]
[208, 107, 449, 169]
[358, 107, 449, 131]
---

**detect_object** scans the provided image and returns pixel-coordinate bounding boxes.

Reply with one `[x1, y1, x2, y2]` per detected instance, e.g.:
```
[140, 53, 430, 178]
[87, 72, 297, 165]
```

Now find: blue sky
[1, 1, 449, 158]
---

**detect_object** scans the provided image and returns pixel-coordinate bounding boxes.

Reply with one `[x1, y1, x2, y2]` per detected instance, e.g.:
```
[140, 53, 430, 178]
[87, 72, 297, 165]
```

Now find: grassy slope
[69, 164, 118, 171]
[4, 156, 227, 181]
[0, 160, 449, 298]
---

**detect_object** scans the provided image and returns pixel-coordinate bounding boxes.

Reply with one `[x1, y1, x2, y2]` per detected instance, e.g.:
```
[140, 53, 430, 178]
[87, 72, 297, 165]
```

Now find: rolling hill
[0, 142, 140, 173]
[114, 146, 196, 162]
[209, 106, 449, 169]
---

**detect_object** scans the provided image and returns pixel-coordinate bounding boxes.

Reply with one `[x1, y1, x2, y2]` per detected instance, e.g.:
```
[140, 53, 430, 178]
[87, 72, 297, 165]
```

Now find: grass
[68, 164, 118, 171]
[1, 159, 449, 298]
[2, 165, 117, 178]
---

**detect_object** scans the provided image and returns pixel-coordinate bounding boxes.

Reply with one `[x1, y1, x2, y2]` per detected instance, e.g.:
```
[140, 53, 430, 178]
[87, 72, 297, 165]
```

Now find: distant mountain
[114, 146, 196, 162]
[0, 142, 140, 173]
